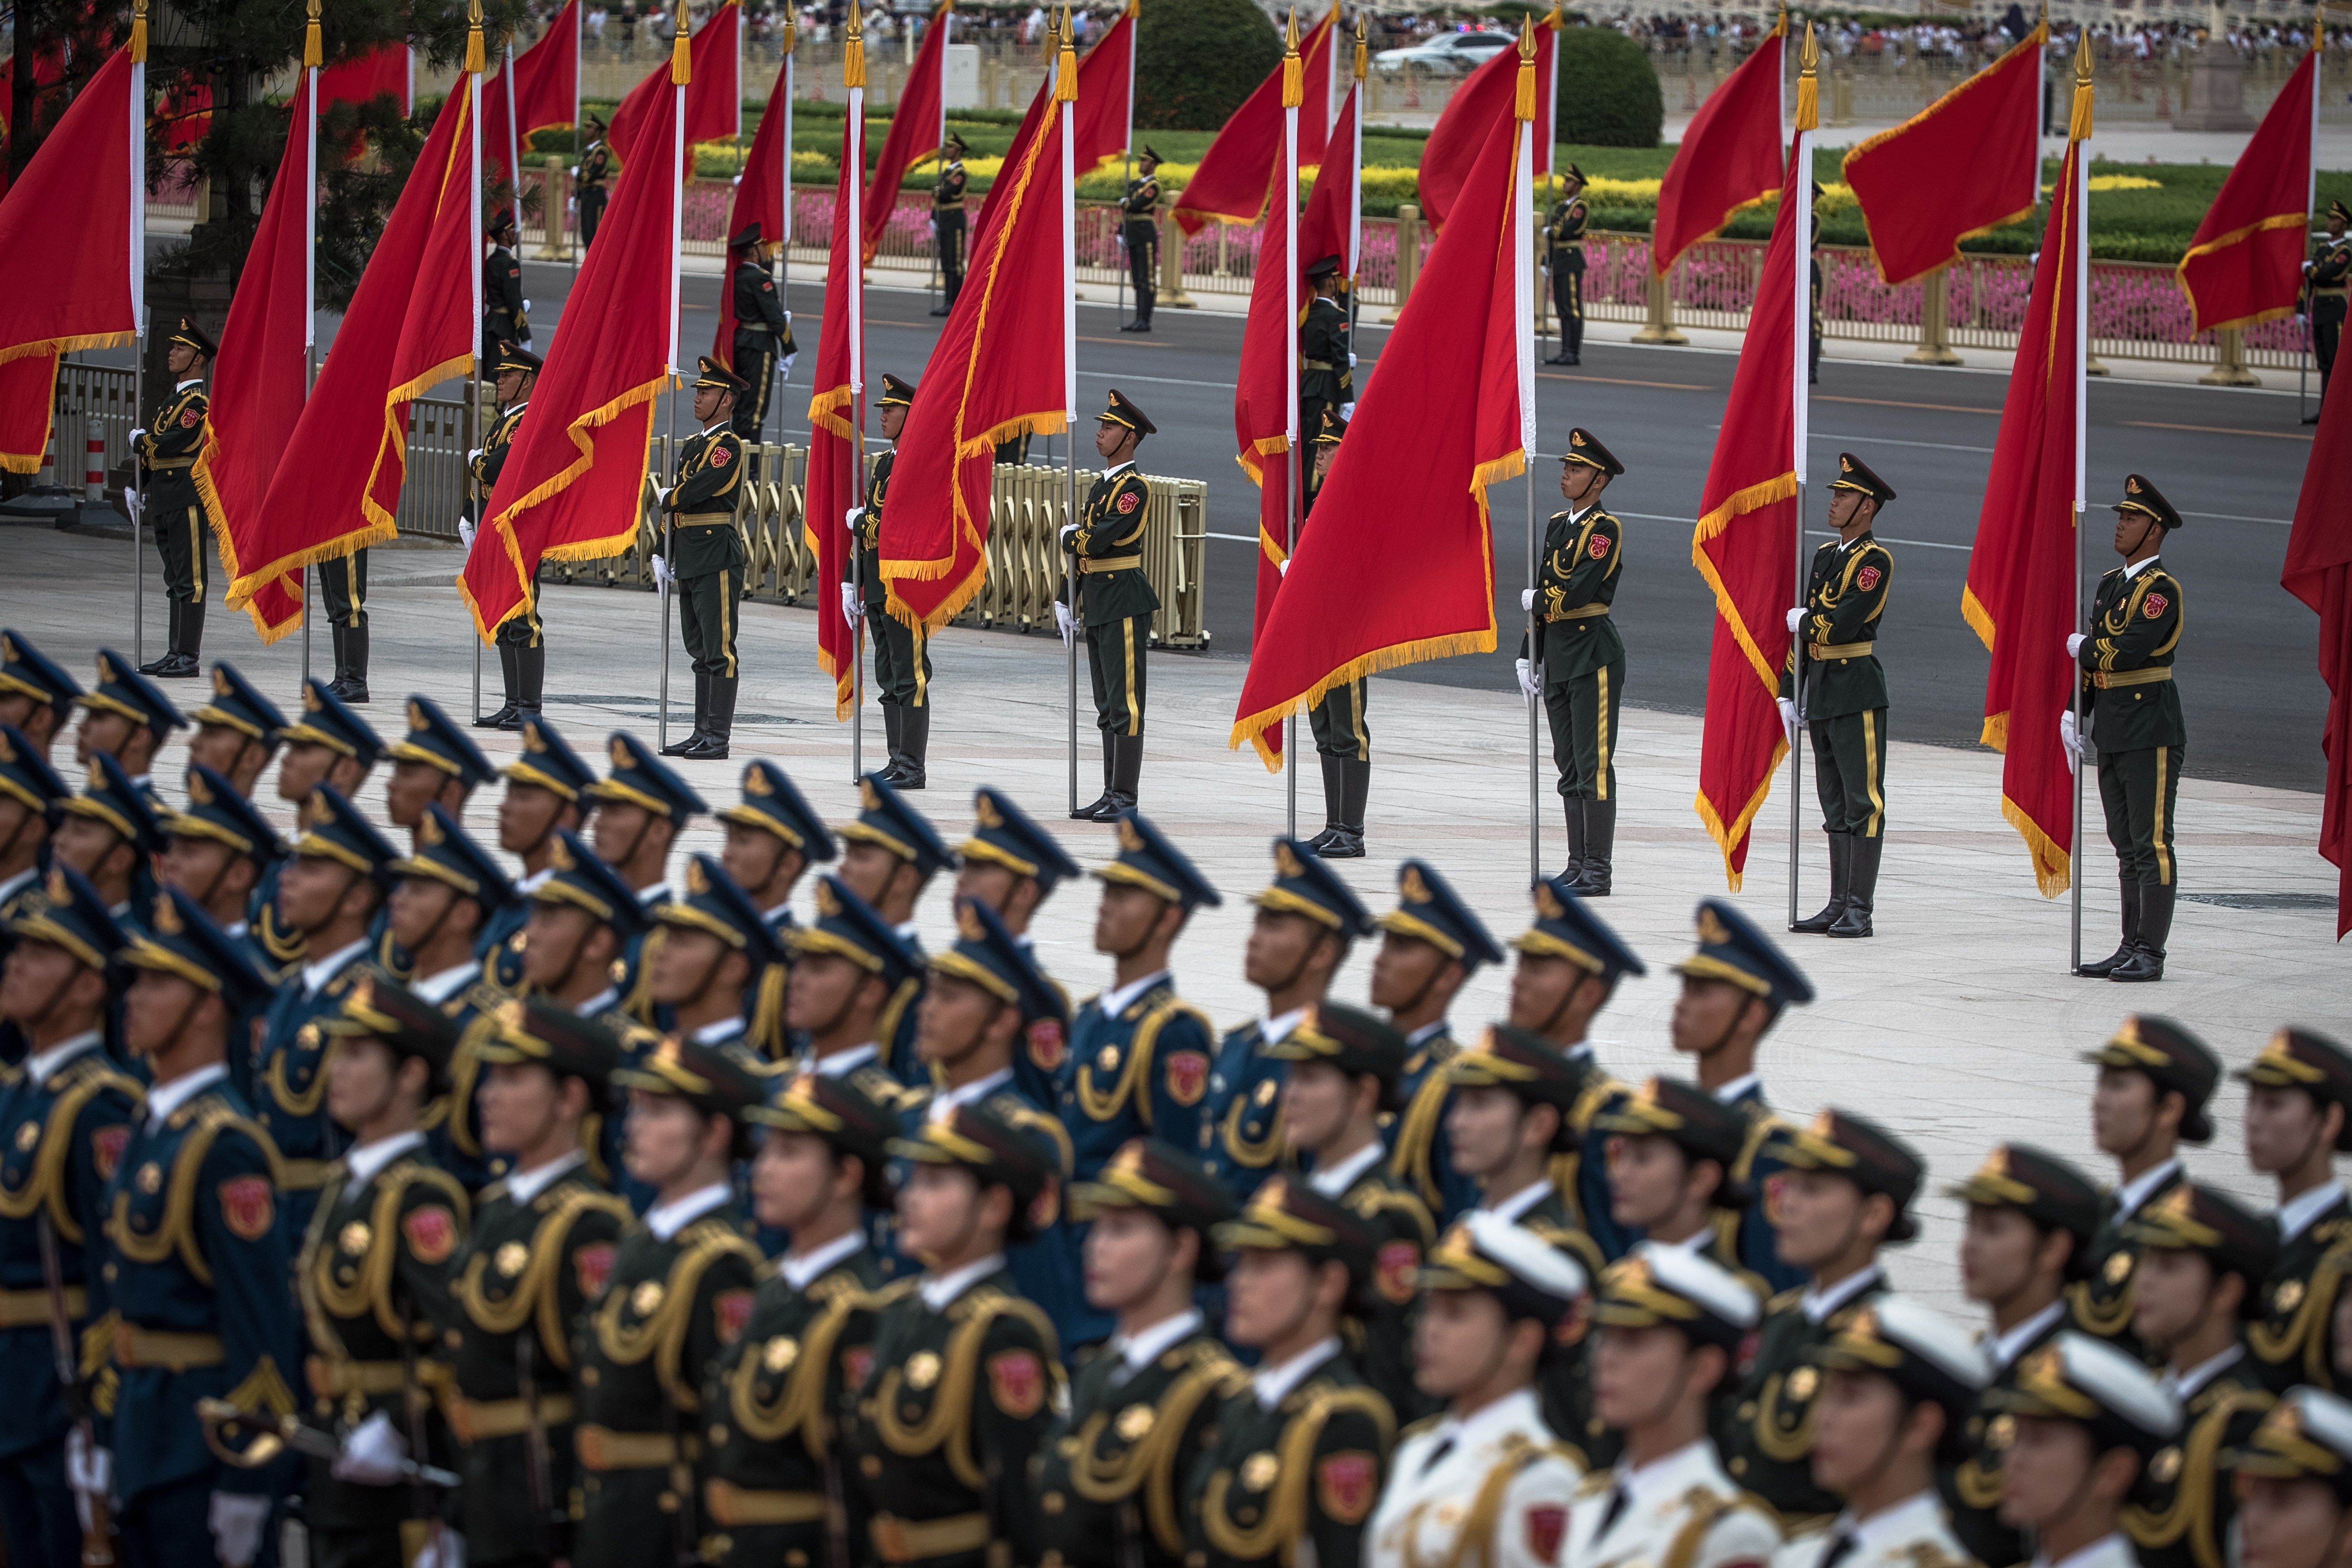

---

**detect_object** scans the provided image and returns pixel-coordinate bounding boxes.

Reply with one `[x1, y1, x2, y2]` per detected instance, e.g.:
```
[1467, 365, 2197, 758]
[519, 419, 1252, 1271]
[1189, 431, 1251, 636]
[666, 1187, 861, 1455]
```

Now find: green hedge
[1135, 0, 1283, 130]
[1555, 24, 1662, 148]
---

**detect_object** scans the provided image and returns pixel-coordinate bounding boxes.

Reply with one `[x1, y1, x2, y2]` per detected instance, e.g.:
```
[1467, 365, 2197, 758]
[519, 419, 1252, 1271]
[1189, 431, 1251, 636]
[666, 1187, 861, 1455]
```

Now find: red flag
[2284, 335, 2352, 939]
[1171, 8, 1334, 236]
[0, 44, 138, 471]
[1964, 66, 2093, 897]
[1691, 56, 1811, 889]
[232, 64, 478, 607]
[715, 41, 794, 367]
[1230, 65, 1530, 765]
[1071, 2, 1136, 177]
[1232, 106, 1298, 767]
[861, 0, 949, 264]
[609, 0, 738, 166]
[1654, 23, 1783, 276]
[1841, 25, 2042, 286]
[483, 0, 581, 190]
[807, 65, 864, 718]
[321, 44, 411, 114]
[877, 34, 1072, 631]
[2178, 48, 2316, 334]
[1416, 13, 1555, 229]
[1298, 74, 1359, 278]
[462, 42, 683, 639]
[195, 73, 314, 642]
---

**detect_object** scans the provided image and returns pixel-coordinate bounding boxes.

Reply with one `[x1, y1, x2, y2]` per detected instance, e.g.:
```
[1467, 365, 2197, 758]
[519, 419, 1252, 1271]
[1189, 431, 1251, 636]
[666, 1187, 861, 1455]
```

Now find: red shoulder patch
[178, 407, 201, 428]
[1315, 1451, 1379, 1524]
[1527, 1504, 1568, 1562]
[714, 1288, 755, 1345]
[91, 1124, 130, 1183]
[709, 443, 732, 467]
[1163, 1050, 1209, 1108]
[1856, 564, 1882, 591]
[1116, 491, 1141, 514]
[843, 1344, 875, 1392]
[987, 1350, 1045, 1418]
[1026, 1017, 1066, 1073]
[402, 1205, 457, 1264]
[2143, 593, 2169, 618]
[219, 1175, 274, 1240]
[1587, 533, 1611, 559]
[1375, 1240, 1420, 1304]
[574, 1241, 617, 1300]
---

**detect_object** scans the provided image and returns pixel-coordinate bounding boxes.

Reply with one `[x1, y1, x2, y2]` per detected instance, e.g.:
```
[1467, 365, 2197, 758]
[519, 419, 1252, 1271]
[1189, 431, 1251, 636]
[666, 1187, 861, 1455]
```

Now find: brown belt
[870, 1513, 992, 1563]
[145, 458, 197, 470]
[2092, 666, 2172, 689]
[0, 1286, 85, 1327]
[574, 1424, 679, 1470]
[306, 1355, 406, 1398]
[115, 1325, 224, 1370]
[1546, 603, 1610, 622]
[705, 1479, 828, 1527]
[674, 515, 734, 528]
[2313, 286, 2348, 298]
[1809, 640, 1875, 661]
[1080, 556, 1142, 574]
[448, 1393, 574, 1441]
[1302, 359, 1338, 372]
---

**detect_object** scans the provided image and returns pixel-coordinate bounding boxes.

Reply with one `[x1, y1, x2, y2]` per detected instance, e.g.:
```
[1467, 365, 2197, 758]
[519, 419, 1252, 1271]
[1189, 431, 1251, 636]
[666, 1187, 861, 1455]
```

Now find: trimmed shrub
[1555, 23, 1662, 148]
[1136, 0, 1283, 131]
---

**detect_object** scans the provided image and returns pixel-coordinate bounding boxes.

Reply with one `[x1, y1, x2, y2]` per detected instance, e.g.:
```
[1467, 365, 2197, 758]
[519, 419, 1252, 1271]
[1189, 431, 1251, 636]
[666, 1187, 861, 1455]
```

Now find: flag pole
[1282, 8, 1302, 839]
[2301, 5, 2320, 425]
[774, 16, 794, 450]
[469, 2, 488, 724]
[1347, 15, 1364, 369]
[847, 17, 867, 782]
[1787, 23, 1816, 929]
[130, 0, 148, 667]
[1515, 21, 1540, 884]
[573, 0, 584, 271]
[302, 0, 320, 688]
[2068, 33, 2092, 971]
[1058, 6, 1080, 815]
[658, 18, 687, 753]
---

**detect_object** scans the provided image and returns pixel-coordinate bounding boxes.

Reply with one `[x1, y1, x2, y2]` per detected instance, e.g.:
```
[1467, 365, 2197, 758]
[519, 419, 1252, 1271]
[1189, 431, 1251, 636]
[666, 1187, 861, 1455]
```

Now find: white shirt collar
[504, 398, 530, 418]
[1115, 1309, 1203, 1373]
[24, 1030, 104, 1086]
[1801, 1265, 1883, 1324]
[2121, 555, 2161, 581]
[516, 865, 556, 893]
[1567, 501, 1594, 527]
[2112, 1157, 2182, 1222]
[692, 1016, 746, 1044]
[145, 1062, 229, 1130]
[920, 1253, 1006, 1311]
[1482, 1178, 1554, 1222]
[502, 1149, 587, 1204]
[1832, 1491, 1949, 1553]
[928, 1067, 1012, 1124]
[811, 1042, 879, 1077]
[0, 866, 37, 907]
[1252, 1336, 1341, 1409]
[762, 899, 793, 926]
[1097, 970, 1170, 1019]
[343, 1130, 426, 1190]
[225, 921, 248, 939]
[301, 937, 371, 995]
[1406, 1020, 1448, 1048]
[2036, 1533, 2136, 1568]
[1308, 1140, 1386, 1199]
[176, 377, 204, 391]
[645, 1181, 733, 1240]
[1562, 1040, 1596, 1063]
[2279, 1182, 2348, 1244]
[1711, 1073, 1759, 1103]
[411, 962, 479, 1003]
[781, 1229, 867, 1291]
[1263, 1007, 1309, 1047]
[1614, 1438, 1712, 1507]
[1102, 460, 1135, 479]
[637, 880, 670, 907]
[894, 919, 921, 941]
[1989, 1299, 2067, 1370]
[576, 986, 620, 1017]
[2163, 1343, 2245, 1399]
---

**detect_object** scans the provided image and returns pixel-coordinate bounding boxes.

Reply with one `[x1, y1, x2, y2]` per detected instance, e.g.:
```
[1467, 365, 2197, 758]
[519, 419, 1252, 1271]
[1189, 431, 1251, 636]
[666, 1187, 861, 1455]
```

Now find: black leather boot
[1573, 798, 1615, 896]
[1307, 754, 1345, 851]
[2111, 883, 2173, 982]
[337, 624, 370, 702]
[2077, 880, 2141, 976]
[681, 677, 735, 759]
[512, 643, 545, 729]
[162, 599, 205, 675]
[479, 645, 521, 729]
[1791, 833, 1851, 934]
[661, 674, 708, 756]
[1074, 732, 1117, 820]
[326, 624, 349, 693]
[1560, 798, 1586, 885]
[1319, 758, 1369, 859]
[141, 602, 181, 675]
[1107, 732, 1143, 813]
[895, 705, 928, 789]
[879, 704, 904, 781]
[1827, 834, 1880, 937]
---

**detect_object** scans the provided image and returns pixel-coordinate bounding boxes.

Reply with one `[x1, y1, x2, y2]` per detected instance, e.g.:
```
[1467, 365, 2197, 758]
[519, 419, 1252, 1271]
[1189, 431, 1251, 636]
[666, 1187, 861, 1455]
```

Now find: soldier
[515, 830, 651, 1032]
[1369, 1212, 1590, 1568]
[131, 317, 217, 678]
[0, 725, 68, 975]
[1058, 390, 1161, 823]
[1037, 1138, 1239, 1568]
[700, 1070, 899, 1568]
[844, 1099, 1067, 1564]
[1980, 1333, 2182, 1568]
[1781, 1296, 1991, 1568]
[465, 342, 546, 732]
[1299, 253, 1353, 439]
[1571, 1243, 1781, 1568]
[319, 526, 376, 702]
[1780, 452, 1897, 939]
[1269, 1003, 1436, 1421]
[386, 806, 516, 1192]
[1721, 1109, 1922, 1533]
[2120, 1183, 2279, 1568]
[576, 117, 611, 248]
[783, 874, 924, 1104]
[644, 854, 784, 1066]
[2226, 1387, 2352, 1568]
[442, 999, 633, 1568]
[1944, 1144, 2105, 1565]
[930, 131, 969, 317]
[1193, 1177, 1396, 1568]
[383, 694, 495, 851]
[1543, 164, 1588, 365]
[1198, 839, 1373, 1206]
[53, 752, 163, 916]
[0, 866, 140, 1568]
[2067, 475, 2188, 983]
[300, 974, 473, 1568]
[73, 649, 183, 802]
[1116, 145, 1162, 333]
[653, 357, 751, 761]
[1375, 858, 1501, 1225]
[842, 375, 932, 789]
[0, 630, 81, 763]
[716, 759, 837, 1059]
[251, 785, 401, 1240]
[2074, 1016, 2220, 1354]
[953, 786, 1079, 1100]
[184, 663, 285, 798]
[589, 732, 708, 1021]
[102, 886, 298, 1568]
[483, 211, 530, 362]
[1517, 430, 1627, 893]
[833, 772, 957, 1087]
[479, 716, 596, 991]
[157, 764, 285, 994]
[1595, 1077, 1760, 1284]
[2306, 199, 2349, 417]
[2239, 1027, 2352, 1394]
[255, 679, 383, 970]
[1299, 407, 1374, 857]
[724, 223, 795, 449]
[573, 1035, 764, 1568]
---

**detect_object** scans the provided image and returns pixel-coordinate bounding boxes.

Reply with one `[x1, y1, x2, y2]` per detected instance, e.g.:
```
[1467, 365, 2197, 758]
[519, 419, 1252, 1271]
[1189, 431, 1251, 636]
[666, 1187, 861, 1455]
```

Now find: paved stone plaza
[7, 523, 2345, 1307]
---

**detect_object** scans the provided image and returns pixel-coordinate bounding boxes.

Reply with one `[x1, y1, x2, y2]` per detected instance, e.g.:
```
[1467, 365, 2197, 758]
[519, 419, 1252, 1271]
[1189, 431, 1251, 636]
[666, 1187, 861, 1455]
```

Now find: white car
[1371, 30, 1514, 75]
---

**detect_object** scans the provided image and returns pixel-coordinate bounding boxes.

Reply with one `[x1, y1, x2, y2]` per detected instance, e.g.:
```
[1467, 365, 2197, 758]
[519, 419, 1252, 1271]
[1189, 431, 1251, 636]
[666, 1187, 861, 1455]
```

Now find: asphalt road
[511, 256, 2329, 794]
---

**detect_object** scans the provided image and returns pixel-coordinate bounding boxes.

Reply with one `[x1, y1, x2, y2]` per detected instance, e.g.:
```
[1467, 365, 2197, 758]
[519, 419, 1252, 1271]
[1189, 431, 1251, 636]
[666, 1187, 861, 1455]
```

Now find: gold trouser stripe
[574, 1424, 679, 1470]
[0, 1286, 86, 1326]
[188, 509, 205, 597]
[1350, 679, 1367, 762]
[705, 1479, 827, 1527]
[1809, 640, 1874, 660]
[1594, 665, 1610, 800]
[1081, 555, 1143, 574]
[2154, 746, 2172, 887]
[1863, 707, 1883, 838]
[1547, 603, 1610, 621]
[448, 1393, 575, 1442]
[280, 1159, 337, 1190]
[721, 568, 737, 679]
[1122, 618, 1140, 737]
[870, 1513, 992, 1563]
[306, 1355, 407, 1398]
[912, 620, 926, 709]
[345, 554, 363, 616]
[115, 1325, 225, 1369]
[2092, 666, 2172, 688]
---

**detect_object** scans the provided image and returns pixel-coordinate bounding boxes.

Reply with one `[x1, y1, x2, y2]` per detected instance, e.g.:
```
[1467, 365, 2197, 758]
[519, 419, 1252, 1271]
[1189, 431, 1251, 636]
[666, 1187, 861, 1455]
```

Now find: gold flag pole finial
[780, 9, 795, 55]
[2069, 28, 2093, 141]
[1796, 20, 1819, 131]
[1354, 12, 1368, 81]
[304, 0, 322, 69]
[466, 0, 485, 75]
[670, 8, 691, 86]
[1055, 2, 1077, 101]
[1515, 17, 1536, 122]
[131, 0, 146, 63]
[844, 4, 865, 88]
[1776, 5, 1789, 37]
[1281, 7, 1304, 109]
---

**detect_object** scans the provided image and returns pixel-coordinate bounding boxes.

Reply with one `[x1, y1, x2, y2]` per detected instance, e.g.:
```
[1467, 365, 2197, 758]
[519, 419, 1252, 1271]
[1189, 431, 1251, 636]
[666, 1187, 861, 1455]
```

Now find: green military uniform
[1064, 390, 1160, 822]
[133, 318, 216, 679]
[474, 343, 544, 731]
[297, 976, 472, 1568]
[576, 122, 611, 247]
[660, 357, 752, 761]
[319, 541, 373, 704]
[1299, 254, 1352, 446]
[1377, 860, 1505, 1225]
[932, 134, 969, 315]
[572, 1037, 766, 1568]
[440, 1002, 632, 1568]
[1118, 151, 1162, 332]
[1295, 411, 1372, 857]
[1980, 1333, 2189, 1566]
[725, 223, 795, 448]
[1527, 428, 1628, 894]
[850, 375, 933, 789]
[483, 213, 531, 365]
[1809, 182, 1826, 384]
[1784, 453, 1896, 939]
[2310, 204, 2348, 402]
[2077, 475, 2187, 983]
[1544, 168, 1587, 365]
[2237, 1029, 2352, 1394]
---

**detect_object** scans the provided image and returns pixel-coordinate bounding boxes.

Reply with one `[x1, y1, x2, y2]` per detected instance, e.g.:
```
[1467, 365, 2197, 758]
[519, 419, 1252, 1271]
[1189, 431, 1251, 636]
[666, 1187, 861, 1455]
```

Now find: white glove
[209, 1492, 272, 1568]
[778, 352, 796, 380]
[1514, 657, 1538, 699]
[1053, 601, 1076, 644]
[840, 582, 862, 625]
[649, 554, 673, 591]
[522, 299, 533, 313]
[466, 446, 484, 465]
[331, 1411, 409, 1485]
[1057, 522, 1079, 549]
[65, 1431, 109, 1532]
[128, 426, 146, 445]
[457, 519, 476, 552]
[2060, 709, 2083, 772]
[1519, 588, 1536, 613]
[1777, 696, 1800, 741]
[123, 489, 143, 524]
[2066, 632, 2086, 658]
[413, 1530, 468, 1568]
[1276, 557, 1290, 578]
[651, 483, 670, 508]
[1785, 606, 1806, 634]
[1338, 402, 1356, 419]
[569, 164, 579, 177]
[1348, 352, 1359, 367]
[845, 505, 864, 531]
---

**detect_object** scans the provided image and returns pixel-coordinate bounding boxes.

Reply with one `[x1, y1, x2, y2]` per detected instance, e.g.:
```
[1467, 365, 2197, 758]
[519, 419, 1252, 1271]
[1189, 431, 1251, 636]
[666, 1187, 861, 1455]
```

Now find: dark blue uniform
[1372, 860, 1507, 1226]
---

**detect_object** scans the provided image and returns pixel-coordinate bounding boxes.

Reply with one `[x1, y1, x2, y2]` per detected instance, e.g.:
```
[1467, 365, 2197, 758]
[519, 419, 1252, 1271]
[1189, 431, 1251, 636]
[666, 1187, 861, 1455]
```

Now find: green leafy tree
[1135, 0, 1281, 132]
[1555, 21, 1661, 149]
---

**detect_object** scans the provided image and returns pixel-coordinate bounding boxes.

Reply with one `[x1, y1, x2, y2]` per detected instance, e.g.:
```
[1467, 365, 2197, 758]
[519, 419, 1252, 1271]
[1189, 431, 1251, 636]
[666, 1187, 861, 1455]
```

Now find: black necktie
[1419, 1437, 1455, 1477]
[1597, 1486, 1631, 1537]
[1820, 1532, 1860, 1568]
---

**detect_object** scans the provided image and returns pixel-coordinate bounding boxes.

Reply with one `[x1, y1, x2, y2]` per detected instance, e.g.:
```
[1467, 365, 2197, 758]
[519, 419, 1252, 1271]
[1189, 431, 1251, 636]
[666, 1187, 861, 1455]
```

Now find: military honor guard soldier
[386, 806, 516, 1192]
[253, 679, 384, 970]
[1594, 1076, 1762, 1285]
[1294, 410, 1376, 857]
[931, 132, 970, 316]
[156, 765, 283, 1032]
[1978, 1333, 2183, 1568]
[2074, 1016, 2220, 1355]
[725, 223, 796, 448]
[2305, 199, 2349, 417]
[1519, 429, 1629, 894]
[2238, 1027, 2352, 1394]
[1544, 164, 1589, 365]
[781, 874, 925, 1098]
[1058, 390, 1160, 822]
[0, 630, 82, 763]
[1781, 453, 1897, 939]
[716, 759, 838, 1057]
[74, 650, 184, 810]
[951, 786, 1080, 1106]
[1299, 253, 1353, 438]
[2068, 476, 2188, 982]
[1118, 146, 1162, 333]
[483, 211, 531, 361]
[55, 752, 163, 918]
[464, 342, 547, 732]
[653, 357, 752, 762]
[832, 774, 957, 1087]
[2225, 1386, 2352, 1568]
[184, 663, 286, 799]
[575, 118, 611, 247]
[131, 318, 217, 679]
[0, 724, 69, 988]
[843, 375, 934, 789]
[1377, 858, 1504, 1225]
[479, 716, 597, 992]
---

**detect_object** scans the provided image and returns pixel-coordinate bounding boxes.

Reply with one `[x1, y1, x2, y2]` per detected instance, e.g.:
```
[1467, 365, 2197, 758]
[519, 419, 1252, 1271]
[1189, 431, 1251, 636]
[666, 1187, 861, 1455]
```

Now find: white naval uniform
[1564, 1439, 1782, 1568]
[1369, 1388, 1585, 1568]
[1771, 1491, 1973, 1568]
[2029, 1534, 2141, 1568]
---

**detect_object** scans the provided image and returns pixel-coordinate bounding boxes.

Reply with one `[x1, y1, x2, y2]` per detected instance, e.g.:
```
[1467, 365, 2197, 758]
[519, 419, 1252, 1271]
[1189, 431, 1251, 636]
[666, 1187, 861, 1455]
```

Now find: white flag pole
[1786, 22, 1817, 927]
[1515, 23, 1539, 882]
[1282, 9, 1302, 838]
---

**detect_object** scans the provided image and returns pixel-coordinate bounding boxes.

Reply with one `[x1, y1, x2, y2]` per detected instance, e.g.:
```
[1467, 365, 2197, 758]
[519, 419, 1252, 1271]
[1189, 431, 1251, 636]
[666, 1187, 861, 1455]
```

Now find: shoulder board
[1397, 1411, 1448, 1443]
[1575, 1469, 1616, 1498]
[1767, 1285, 1806, 1313]
[1588, 507, 1620, 528]
[1814, 538, 1838, 552]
